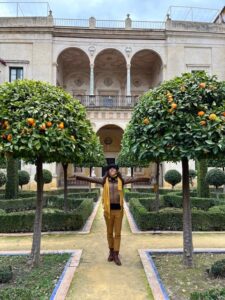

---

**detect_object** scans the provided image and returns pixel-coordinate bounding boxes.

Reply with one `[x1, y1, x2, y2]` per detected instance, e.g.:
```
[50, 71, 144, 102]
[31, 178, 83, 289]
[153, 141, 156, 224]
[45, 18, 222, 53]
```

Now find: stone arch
[93, 48, 127, 96]
[56, 47, 90, 98]
[130, 49, 163, 97]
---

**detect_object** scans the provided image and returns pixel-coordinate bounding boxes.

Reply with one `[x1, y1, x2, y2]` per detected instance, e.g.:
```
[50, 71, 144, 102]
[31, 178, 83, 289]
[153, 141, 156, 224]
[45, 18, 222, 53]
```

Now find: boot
[108, 248, 114, 262]
[113, 251, 122, 266]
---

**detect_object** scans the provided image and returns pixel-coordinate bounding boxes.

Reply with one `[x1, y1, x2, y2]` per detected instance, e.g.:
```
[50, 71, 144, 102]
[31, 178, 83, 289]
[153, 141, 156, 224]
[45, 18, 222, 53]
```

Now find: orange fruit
[199, 82, 206, 89]
[27, 118, 35, 126]
[40, 124, 46, 130]
[168, 108, 173, 113]
[200, 120, 206, 126]
[58, 122, 64, 129]
[222, 112, 225, 117]
[198, 111, 205, 117]
[46, 121, 52, 128]
[7, 134, 12, 142]
[209, 114, 217, 121]
[171, 103, 177, 109]
[143, 118, 150, 125]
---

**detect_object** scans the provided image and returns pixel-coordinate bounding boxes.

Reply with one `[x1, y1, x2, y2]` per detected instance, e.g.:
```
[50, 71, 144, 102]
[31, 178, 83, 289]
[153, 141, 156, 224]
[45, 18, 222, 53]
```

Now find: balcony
[75, 95, 139, 108]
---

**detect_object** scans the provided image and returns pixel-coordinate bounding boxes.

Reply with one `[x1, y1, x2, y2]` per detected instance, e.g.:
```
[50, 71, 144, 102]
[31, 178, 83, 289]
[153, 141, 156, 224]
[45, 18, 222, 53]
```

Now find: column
[126, 63, 131, 105]
[126, 63, 131, 96]
[90, 63, 94, 95]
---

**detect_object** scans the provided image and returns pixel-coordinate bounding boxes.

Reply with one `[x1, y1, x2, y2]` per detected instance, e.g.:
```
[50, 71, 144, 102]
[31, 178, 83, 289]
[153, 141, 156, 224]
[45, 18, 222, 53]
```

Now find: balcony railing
[75, 95, 139, 108]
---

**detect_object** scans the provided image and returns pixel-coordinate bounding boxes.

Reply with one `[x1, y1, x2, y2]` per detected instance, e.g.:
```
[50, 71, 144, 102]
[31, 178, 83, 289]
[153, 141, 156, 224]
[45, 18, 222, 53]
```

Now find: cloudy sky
[0, 0, 224, 21]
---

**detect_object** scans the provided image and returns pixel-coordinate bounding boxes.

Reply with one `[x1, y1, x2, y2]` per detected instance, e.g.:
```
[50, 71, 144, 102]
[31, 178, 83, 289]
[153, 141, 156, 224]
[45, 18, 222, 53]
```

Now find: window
[9, 67, 23, 82]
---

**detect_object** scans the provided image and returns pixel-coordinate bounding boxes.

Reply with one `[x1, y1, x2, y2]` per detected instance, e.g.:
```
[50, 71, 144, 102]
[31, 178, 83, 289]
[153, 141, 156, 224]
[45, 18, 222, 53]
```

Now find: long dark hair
[102, 170, 124, 186]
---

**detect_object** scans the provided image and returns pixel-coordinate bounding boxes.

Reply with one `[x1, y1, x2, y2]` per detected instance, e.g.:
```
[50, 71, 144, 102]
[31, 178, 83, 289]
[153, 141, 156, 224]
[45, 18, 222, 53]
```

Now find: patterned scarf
[102, 176, 123, 219]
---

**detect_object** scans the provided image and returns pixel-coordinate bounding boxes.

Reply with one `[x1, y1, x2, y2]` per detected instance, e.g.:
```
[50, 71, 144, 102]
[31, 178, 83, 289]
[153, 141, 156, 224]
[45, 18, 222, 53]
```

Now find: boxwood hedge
[129, 198, 225, 231]
[0, 198, 93, 232]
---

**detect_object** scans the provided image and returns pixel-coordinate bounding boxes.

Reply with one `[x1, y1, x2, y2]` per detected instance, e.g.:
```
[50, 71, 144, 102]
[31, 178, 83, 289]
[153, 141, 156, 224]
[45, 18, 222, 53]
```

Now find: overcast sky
[0, 0, 224, 21]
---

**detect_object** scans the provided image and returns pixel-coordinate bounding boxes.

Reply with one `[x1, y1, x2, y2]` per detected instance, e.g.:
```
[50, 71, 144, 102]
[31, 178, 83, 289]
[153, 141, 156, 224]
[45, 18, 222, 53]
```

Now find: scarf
[102, 176, 123, 219]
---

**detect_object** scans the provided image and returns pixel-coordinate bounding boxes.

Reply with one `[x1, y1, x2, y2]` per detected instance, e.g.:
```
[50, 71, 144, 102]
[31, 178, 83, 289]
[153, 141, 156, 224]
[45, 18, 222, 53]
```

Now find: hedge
[0, 198, 93, 233]
[190, 288, 225, 300]
[133, 188, 177, 194]
[125, 192, 155, 202]
[0, 197, 37, 212]
[162, 192, 224, 210]
[0, 190, 99, 212]
[129, 198, 225, 231]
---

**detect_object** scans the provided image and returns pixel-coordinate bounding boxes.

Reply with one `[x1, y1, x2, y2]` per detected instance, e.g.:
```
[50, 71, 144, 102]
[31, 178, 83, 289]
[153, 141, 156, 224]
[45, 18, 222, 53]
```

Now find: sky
[0, 0, 224, 21]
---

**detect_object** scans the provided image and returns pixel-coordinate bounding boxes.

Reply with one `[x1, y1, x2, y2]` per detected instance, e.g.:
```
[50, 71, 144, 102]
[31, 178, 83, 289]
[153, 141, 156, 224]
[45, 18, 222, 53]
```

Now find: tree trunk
[182, 157, 193, 267]
[62, 163, 68, 212]
[5, 153, 18, 199]
[30, 157, 44, 267]
[89, 167, 92, 192]
[153, 161, 160, 212]
[197, 159, 209, 198]
[131, 167, 134, 191]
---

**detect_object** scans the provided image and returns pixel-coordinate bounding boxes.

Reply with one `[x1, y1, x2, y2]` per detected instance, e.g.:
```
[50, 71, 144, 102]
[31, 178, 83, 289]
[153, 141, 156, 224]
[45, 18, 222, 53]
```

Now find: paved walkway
[1, 204, 225, 299]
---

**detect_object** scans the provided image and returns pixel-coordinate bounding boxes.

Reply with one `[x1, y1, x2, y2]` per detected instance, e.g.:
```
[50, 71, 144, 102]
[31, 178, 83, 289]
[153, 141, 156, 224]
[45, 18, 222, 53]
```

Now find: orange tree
[0, 79, 92, 266]
[59, 133, 105, 211]
[123, 71, 225, 266]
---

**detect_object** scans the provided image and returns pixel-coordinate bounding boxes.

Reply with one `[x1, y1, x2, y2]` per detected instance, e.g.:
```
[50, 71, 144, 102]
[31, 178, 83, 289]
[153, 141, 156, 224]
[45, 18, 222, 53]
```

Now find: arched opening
[57, 47, 90, 100]
[94, 49, 127, 106]
[97, 124, 124, 176]
[130, 50, 163, 100]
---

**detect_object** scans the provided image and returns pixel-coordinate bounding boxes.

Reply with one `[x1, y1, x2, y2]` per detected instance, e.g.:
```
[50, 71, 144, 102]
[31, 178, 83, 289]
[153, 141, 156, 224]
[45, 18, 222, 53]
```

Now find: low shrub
[125, 192, 155, 202]
[0, 266, 13, 283]
[210, 259, 225, 278]
[139, 197, 164, 211]
[164, 169, 182, 189]
[163, 192, 224, 210]
[0, 197, 37, 212]
[0, 198, 93, 232]
[34, 169, 52, 184]
[129, 198, 225, 231]
[208, 205, 225, 213]
[0, 288, 33, 300]
[190, 288, 225, 300]
[205, 168, 225, 189]
[18, 170, 30, 189]
[0, 171, 6, 187]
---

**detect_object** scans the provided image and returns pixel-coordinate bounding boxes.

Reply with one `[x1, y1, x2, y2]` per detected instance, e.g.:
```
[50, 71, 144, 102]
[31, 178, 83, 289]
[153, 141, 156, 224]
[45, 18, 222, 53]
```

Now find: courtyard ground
[1, 204, 225, 299]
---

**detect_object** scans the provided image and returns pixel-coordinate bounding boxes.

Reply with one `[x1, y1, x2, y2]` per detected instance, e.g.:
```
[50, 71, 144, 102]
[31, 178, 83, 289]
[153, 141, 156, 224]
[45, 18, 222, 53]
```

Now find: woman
[75, 164, 151, 266]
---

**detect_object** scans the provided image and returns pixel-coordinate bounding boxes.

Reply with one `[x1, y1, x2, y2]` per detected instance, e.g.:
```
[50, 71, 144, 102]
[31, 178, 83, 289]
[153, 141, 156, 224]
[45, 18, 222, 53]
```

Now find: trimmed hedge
[0, 198, 93, 232]
[0, 190, 99, 212]
[0, 197, 37, 212]
[129, 198, 225, 231]
[162, 192, 224, 210]
[133, 188, 177, 194]
[190, 288, 225, 300]
[125, 192, 155, 202]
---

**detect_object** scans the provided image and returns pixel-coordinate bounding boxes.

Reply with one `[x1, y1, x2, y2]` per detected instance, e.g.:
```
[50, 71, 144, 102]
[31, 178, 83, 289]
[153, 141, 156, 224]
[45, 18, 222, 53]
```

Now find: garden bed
[150, 251, 225, 300]
[0, 253, 70, 299]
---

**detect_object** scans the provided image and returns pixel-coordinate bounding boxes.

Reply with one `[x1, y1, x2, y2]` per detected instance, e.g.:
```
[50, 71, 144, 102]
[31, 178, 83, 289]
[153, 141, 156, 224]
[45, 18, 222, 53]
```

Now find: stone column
[90, 64, 94, 95]
[126, 63, 131, 96]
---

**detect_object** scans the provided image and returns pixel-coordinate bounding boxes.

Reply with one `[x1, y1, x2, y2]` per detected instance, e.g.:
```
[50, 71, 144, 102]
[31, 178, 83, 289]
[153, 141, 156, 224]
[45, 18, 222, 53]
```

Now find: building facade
[0, 9, 225, 188]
